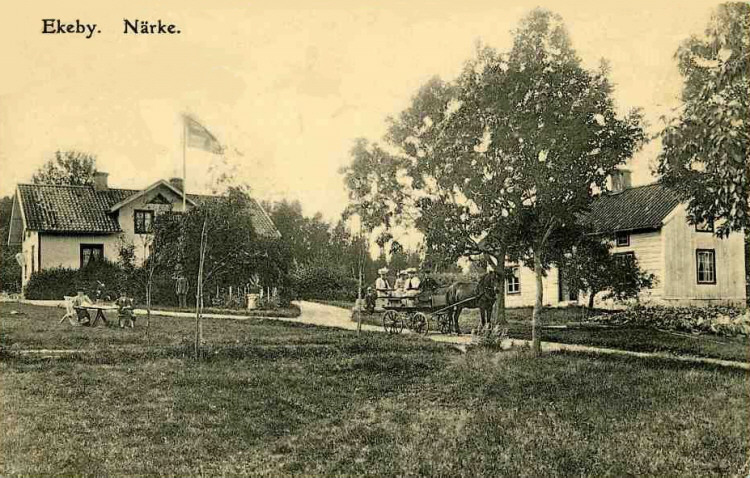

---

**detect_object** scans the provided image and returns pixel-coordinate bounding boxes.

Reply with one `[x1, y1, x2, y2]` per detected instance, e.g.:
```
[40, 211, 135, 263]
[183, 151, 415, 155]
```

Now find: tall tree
[657, 3, 749, 237]
[31, 150, 97, 186]
[342, 10, 645, 347]
[492, 10, 645, 354]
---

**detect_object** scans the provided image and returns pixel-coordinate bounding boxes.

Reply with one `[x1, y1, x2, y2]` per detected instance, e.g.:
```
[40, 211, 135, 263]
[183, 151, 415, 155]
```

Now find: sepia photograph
[0, 1, 748, 476]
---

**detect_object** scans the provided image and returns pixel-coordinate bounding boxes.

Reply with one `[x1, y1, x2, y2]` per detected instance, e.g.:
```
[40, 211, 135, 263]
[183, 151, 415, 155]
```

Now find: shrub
[25, 260, 125, 300]
[290, 264, 359, 301]
[587, 305, 750, 337]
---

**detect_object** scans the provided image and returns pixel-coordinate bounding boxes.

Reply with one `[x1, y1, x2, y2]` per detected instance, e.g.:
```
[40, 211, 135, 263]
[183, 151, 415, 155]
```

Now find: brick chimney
[609, 168, 632, 194]
[93, 171, 109, 191]
[169, 177, 184, 192]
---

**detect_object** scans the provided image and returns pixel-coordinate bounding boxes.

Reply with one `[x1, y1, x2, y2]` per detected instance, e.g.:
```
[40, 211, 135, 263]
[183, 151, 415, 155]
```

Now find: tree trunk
[587, 290, 597, 316]
[195, 217, 207, 360]
[491, 250, 507, 325]
[531, 250, 543, 357]
[146, 280, 152, 344]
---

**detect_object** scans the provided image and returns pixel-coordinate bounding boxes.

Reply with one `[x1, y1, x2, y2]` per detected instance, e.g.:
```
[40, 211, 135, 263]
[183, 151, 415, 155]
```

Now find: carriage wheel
[411, 312, 430, 336]
[383, 310, 399, 334]
[437, 313, 452, 335]
[395, 313, 405, 334]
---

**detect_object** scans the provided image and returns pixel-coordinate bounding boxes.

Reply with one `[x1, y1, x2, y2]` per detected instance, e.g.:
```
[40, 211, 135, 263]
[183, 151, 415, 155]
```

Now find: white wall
[662, 205, 746, 306]
[116, 185, 185, 265]
[20, 230, 38, 287]
[609, 229, 665, 303]
[40, 233, 121, 271]
[504, 263, 563, 308]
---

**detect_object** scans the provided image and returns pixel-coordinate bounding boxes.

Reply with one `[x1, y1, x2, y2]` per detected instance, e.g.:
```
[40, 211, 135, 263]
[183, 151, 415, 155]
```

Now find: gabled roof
[109, 180, 196, 212]
[15, 182, 281, 238]
[17, 184, 136, 233]
[187, 193, 281, 239]
[580, 183, 682, 234]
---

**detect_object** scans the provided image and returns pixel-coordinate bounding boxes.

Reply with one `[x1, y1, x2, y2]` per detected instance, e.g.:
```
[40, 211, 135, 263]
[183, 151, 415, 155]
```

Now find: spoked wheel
[411, 312, 430, 336]
[437, 313, 452, 335]
[382, 310, 402, 334]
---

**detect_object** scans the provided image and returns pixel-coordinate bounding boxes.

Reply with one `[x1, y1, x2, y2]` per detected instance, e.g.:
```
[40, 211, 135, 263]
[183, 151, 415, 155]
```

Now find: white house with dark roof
[500, 171, 746, 308]
[6, 172, 280, 290]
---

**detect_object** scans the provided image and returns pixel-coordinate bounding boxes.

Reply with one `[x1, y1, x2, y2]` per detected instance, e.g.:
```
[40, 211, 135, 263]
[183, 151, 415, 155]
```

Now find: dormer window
[134, 210, 154, 234]
[615, 232, 630, 247]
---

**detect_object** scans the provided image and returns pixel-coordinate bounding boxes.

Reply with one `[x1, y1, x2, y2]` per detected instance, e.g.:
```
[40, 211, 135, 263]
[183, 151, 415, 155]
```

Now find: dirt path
[287, 302, 750, 371]
[7, 300, 749, 370]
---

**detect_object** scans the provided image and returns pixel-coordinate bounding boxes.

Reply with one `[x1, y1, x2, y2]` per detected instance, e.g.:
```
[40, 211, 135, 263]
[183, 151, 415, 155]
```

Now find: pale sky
[0, 0, 721, 225]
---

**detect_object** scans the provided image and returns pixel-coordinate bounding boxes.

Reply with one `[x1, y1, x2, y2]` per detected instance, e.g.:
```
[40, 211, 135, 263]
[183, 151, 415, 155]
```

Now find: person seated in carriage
[403, 268, 421, 298]
[375, 268, 391, 297]
[393, 270, 407, 297]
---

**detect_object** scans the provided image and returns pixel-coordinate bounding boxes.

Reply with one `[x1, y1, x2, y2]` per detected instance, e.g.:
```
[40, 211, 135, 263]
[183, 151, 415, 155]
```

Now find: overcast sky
[0, 0, 722, 224]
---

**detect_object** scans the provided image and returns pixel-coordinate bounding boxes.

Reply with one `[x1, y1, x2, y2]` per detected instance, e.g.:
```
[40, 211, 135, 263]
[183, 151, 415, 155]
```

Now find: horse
[445, 272, 500, 335]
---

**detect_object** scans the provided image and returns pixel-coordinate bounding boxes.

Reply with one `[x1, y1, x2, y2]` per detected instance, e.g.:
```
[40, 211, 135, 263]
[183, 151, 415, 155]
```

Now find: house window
[614, 252, 635, 267]
[615, 232, 630, 247]
[507, 267, 521, 294]
[31, 246, 35, 274]
[80, 244, 104, 268]
[695, 220, 714, 233]
[696, 249, 716, 284]
[134, 210, 154, 234]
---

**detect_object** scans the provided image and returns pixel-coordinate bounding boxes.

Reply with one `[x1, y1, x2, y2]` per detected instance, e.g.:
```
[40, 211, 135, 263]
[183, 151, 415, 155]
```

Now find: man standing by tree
[175, 264, 189, 309]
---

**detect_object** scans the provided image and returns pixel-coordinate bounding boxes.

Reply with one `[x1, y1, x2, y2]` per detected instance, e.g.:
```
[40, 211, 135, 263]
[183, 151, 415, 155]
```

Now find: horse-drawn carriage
[376, 272, 500, 336]
[378, 287, 454, 335]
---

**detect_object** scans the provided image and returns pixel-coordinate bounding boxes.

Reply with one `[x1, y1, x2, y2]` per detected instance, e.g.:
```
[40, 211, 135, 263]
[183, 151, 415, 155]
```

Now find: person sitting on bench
[72, 290, 93, 326]
[115, 291, 136, 328]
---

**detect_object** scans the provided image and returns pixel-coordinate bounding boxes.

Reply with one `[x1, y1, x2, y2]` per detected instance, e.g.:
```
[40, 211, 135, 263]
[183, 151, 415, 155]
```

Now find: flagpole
[182, 117, 187, 211]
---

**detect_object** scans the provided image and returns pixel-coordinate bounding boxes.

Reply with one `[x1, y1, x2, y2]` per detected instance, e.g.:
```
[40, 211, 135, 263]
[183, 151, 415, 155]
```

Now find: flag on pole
[183, 114, 224, 154]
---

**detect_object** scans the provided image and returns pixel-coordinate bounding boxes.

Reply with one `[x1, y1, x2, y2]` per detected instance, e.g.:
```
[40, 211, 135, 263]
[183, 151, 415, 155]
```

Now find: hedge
[24, 260, 128, 301]
[290, 264, 359, 302]
[587, 305, 750, 337]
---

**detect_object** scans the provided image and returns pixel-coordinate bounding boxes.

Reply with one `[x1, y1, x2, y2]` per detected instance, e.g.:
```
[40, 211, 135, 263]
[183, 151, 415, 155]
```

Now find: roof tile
[17, 183, 280, 238]
[580, 183, 682, 234]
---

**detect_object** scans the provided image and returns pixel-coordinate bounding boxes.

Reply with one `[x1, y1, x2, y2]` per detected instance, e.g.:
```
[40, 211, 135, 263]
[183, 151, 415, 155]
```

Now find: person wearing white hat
[375, 268, 391, 297]
[393, 270, 406, 296]
[404, 268, 421, 297]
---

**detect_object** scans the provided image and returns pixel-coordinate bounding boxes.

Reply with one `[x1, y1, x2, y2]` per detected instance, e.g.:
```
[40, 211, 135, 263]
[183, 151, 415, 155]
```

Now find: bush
[25, 260, 125, 300]
[290, 264, 358, 301]
[588, 305, 750, 337]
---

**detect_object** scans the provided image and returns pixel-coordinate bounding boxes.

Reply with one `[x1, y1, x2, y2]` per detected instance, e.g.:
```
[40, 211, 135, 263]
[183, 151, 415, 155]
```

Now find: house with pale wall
[502, 171, 746, 308]
[6, 172, 280, 291]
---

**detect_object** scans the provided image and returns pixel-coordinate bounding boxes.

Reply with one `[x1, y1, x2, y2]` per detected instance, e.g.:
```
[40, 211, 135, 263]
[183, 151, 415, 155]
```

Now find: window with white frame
[613, 252, 635, 267]
[507, 266, 520, 294]
[696, 249, 716, 284]
[134, 210, 154, 234]
[80, 244, 104, 268]
[615, 231, 630, 247]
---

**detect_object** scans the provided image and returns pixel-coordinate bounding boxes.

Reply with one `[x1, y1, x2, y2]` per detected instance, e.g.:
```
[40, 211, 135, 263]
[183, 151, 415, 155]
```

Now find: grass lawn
[1, 302, 749, 477]
[352, 306, 750, 363]
[146, 304, 301, 318]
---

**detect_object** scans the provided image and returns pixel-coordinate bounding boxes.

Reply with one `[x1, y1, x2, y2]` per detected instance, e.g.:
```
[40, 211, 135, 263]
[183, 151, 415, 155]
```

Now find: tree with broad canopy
[657, 2, 749, 238]
[342, 9, 646, 354]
